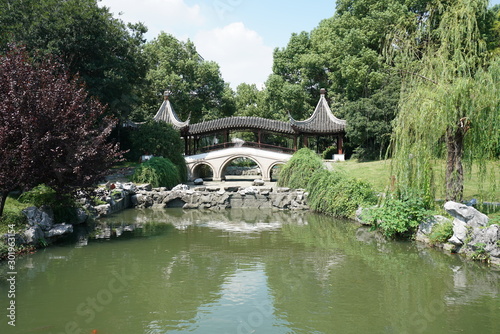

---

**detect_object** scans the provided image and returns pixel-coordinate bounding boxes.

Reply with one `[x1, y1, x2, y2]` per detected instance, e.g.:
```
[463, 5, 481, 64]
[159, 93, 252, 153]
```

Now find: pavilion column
[337, 134, 344, 154]
[258, 130, 262, 148]
[293, 135, 298, 151]
[303, 136, 309, 148]
[225, 130, 230, 147]
[184, 135, 188, 155]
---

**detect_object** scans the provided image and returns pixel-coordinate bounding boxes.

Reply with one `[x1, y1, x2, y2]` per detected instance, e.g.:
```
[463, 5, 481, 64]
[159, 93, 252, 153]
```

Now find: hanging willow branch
[386, 0, 499, 204]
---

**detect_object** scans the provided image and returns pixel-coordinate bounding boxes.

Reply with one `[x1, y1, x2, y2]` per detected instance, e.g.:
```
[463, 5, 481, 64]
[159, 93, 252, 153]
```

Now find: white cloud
[194, 22, 273, 89]
[99, 0, 205, 38]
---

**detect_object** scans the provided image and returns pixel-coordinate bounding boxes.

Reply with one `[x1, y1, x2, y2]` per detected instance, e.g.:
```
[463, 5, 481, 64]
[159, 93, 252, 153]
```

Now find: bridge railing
[200, 141, 295, 154]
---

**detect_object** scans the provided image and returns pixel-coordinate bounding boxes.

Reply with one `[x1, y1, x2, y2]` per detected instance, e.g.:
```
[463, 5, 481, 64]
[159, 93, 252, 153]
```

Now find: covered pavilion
[154, 88, 346, 158]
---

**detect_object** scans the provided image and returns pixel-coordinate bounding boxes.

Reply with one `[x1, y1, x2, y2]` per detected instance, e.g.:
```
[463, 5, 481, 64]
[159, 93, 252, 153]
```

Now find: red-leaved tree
[0, 45, 123, 216]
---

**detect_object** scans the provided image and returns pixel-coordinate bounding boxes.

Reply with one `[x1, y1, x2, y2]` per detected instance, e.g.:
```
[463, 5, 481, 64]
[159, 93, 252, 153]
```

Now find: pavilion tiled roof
[153, 97, 189, 130]
[289, 90, 346, 134]
[188, 116, 295, 135]
[154, 89, 346, 136]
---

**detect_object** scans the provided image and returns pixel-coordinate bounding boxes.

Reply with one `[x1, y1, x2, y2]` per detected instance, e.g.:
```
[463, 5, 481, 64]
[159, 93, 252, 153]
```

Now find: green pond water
[1, 208, 499, 334]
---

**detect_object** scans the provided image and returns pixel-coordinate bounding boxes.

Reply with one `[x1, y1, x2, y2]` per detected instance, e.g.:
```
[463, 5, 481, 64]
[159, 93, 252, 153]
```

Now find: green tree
[234, 83, 264, 117]
[138, 32, 234, 123]
[387, 0, 500, 203]
[263, 0, 430, 159]
[125, 120, 187, 182]
[0, 0, 148, 120]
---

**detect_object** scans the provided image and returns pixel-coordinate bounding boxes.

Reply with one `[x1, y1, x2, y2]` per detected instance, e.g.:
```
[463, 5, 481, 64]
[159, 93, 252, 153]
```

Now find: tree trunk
[0, 191, 8, 217]
[445, 126, 464, 202]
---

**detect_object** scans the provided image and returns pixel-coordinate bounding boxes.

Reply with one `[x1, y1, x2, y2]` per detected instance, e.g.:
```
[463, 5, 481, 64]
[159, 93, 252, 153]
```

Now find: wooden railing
[200, 141, 295, 154]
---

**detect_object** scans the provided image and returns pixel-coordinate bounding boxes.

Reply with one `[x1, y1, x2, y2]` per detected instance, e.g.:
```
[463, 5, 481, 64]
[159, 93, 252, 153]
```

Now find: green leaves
[277, 148, 325, 189]
[140, 32, 231, 123]
[365, 194, 431, 239]
[132, 157, 180, 189]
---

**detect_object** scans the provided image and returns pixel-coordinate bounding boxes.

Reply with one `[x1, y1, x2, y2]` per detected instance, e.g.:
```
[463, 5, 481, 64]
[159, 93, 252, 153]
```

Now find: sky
[98, 0, 500, 89]
[98, 0, 335, 89]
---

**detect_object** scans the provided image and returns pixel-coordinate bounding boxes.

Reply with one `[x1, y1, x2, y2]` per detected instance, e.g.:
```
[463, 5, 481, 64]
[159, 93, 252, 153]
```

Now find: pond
[0, 208, 499, 333]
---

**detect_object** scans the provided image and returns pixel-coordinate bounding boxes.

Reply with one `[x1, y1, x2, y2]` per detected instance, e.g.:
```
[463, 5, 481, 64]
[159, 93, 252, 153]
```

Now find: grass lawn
[329, 159, 499, 203]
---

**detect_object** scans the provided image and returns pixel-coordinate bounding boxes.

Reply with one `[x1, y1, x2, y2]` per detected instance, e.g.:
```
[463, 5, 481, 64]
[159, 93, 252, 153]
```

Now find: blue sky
[98, 0, 500, 89]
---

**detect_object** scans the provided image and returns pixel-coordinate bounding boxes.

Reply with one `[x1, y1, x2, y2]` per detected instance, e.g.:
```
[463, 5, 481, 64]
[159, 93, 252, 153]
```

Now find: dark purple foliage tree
[0, 45, 123, 216]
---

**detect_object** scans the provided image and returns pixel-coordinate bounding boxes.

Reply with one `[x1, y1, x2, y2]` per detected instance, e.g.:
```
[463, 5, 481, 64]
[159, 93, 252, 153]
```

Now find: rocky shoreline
[3, 180, 499, 267]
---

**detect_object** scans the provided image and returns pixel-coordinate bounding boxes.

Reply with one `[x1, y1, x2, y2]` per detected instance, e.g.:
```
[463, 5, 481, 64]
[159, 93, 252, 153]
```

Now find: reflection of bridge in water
[153, 88, 347, 181]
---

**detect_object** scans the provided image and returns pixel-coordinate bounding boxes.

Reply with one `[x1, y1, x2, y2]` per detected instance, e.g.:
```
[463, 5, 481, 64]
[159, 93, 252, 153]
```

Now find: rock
[23, 206, 54, 231]
[206, 186, 220, 192]
[444, 201, 500, 261]
[277, 187, 290, 193]
[194, 178, 204, 185]
[45, 224, 74, 238]
[416, 215, 451, 243]
[172, 184, 190, 191]
[24, 226, 45, 245]
[224, 186, 240, 192]
[444, 201, 489, 245]
[75, 208, 88, 224]
[355, 207, 375, 225]
[94, 204, 111, 217]
[194, 186, 206, 192]
[444, 201, 489, 228]
[252, 179, 265, 186]
[240, 187, 257, 195]
[136, 184, 152, 191]
[121, 183, 138, 193]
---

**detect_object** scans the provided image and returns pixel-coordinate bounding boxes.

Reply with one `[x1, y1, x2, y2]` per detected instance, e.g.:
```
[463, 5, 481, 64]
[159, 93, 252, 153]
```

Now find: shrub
[321, 146, 337, 160]
[366, 193, 431, 239]
[306, 169, 376, 218]
[428, 221, 454, 244]
[132, 157, 180, 188]
[278, 148, 324, 189]
[124, 120, 187, 182]
[18, 184, 78, 223]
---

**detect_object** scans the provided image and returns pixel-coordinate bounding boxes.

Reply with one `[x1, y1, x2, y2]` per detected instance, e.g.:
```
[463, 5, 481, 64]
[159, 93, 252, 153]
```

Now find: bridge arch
[185, 147, 292, 183]
[268, 161, 286, 182]
[190, 161, 215, 181]
[219, 155, 264, 181]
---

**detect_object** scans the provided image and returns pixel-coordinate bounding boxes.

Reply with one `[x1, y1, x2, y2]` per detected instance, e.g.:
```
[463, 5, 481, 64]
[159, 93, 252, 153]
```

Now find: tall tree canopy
[0, 0, 148, 120]
[265, 0, 431, 159]
[0, 45, 123, 216]
[387, 0, 500, 203]
[136, 32, 235, 123]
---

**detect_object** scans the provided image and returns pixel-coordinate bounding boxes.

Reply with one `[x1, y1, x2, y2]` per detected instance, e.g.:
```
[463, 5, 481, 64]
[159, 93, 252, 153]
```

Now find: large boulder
[23, 206, 54, 231]
[45, 224, 74, 238]
[444, 201, 489, 245]
[444, 201, 499, 264]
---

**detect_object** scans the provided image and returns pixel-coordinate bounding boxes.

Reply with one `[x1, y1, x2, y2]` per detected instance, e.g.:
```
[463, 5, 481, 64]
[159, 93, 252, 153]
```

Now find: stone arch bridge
[185, 147, 292, 182]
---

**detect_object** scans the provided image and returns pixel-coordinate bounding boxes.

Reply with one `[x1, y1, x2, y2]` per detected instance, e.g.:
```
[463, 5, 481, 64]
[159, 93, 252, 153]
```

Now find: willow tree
[387, 0, 500, 204]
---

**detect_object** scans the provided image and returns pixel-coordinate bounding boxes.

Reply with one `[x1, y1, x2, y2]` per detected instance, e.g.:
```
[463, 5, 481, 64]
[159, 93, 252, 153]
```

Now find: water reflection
[0, 208, 498, 334]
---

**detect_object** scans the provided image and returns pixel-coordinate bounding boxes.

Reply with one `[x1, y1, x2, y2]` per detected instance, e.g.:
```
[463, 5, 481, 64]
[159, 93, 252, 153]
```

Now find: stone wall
[131, 184, 308, 211]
